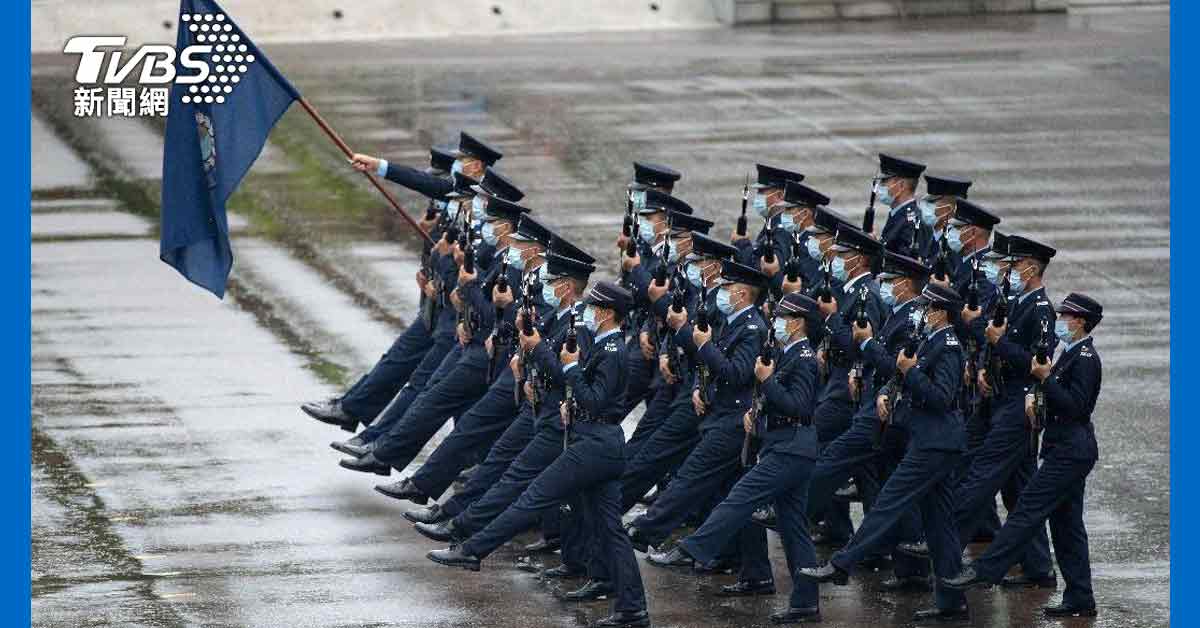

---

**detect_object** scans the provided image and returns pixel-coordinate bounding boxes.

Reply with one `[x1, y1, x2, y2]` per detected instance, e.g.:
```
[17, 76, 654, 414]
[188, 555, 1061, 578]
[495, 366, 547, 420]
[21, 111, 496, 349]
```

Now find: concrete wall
[724, 0, 1165, 22]
[32, 0, 723, 52]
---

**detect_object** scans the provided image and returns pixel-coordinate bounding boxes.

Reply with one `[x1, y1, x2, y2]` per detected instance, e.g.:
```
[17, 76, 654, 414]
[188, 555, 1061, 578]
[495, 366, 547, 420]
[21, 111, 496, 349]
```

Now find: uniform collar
[1019, 285, 1046, 304]
[964, 245, 989, 262]
[557, 305, 573, 320]
[894, 296, 918, 315]
[890, 197, 916, 217]
[842, 272, 870, 294]
[785, 337, 809, 353]
[1064, 334, 1092, 355]
[594, 328, 621, 344]
[727, 304, 754, 325]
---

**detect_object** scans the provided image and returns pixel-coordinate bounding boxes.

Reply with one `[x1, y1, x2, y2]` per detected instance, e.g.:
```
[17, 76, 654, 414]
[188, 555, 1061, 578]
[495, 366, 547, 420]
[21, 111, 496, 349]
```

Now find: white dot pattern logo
[178, 12, 258, 107]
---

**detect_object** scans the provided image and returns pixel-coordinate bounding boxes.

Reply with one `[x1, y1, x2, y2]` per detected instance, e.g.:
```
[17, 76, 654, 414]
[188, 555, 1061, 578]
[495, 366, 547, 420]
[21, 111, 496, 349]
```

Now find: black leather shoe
[592, 610, 650, 627]
[833, 483, 861, 503]
[770, 606, 821, 624]
[941, 566, 990, 591]
[1043, 602, 1097, 618]
[796, 562, 849, 585]
[374, 478, 429, 504]
[329, 435, 371, 457]
[1001, 570, 1057, 589]
[523, 536, 561, 553]
[302, 398, 358, 432]
[880, 574, 933, 592]
[625, 524, 651, 553]
[515, 555, 543, 573]
[646, 546, 693, 568]
[427, 545, 480, 571]
[693, 556, 740, 575]
[542, 563, 585, 578]
[414, 520, 462, 543]
[338, 452, 390, 476]
[403, 503, 450, 525]
[563, 579, 613, 602]
[717, 578, 776, 597]
[912, 606, 969, 623]
[896, 540, 929, 558]
[752, 504, 778, 530]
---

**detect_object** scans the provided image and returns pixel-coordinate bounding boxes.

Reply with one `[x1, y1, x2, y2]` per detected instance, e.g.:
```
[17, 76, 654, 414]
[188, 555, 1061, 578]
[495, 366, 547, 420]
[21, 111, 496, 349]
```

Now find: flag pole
[296, 97, 434, 246]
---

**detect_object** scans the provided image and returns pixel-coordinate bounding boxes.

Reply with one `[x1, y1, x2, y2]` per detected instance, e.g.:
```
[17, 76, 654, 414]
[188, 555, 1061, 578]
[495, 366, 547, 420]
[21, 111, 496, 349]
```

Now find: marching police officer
[799, 283, 970, 623]
[944, 293, 1103, 620]
[874, 154, 927, 256]
[427, 282, 651, 628]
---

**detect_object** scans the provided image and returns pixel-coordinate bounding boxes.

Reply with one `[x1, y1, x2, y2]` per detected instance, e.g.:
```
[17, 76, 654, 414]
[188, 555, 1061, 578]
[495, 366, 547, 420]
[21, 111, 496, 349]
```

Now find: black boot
[717, 578, 775, 597]
[880, 574, 933, 592]
[592, 610, 650, 627]
[896, 540, 929, 558]
[941, 566, 990, 591]
[374, 477, 429, 504]
[301, 398, 358, 432]
[769, 606, 821, 624]
[562, 579, 613, 602]
[427, 545, 480, 571]
[646, 546, 692, 568]
[403, 503, 450, 525]
[329, 435, 371, 457]
[1001, 569, 1057, 589]
[414, 519, 462, 543]
[338, 452, 390, 475]
[542, 563, 585, 578]
[1043, 602, 1097, 618]
[912, 606, 969, 623]
[795, 562, 849, 585]
[523, 536, 561, 553]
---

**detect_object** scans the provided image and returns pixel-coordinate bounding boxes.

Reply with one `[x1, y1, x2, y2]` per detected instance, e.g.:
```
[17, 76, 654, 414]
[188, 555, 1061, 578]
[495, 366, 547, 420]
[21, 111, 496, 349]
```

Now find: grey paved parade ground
[31, 10, 1168, 628]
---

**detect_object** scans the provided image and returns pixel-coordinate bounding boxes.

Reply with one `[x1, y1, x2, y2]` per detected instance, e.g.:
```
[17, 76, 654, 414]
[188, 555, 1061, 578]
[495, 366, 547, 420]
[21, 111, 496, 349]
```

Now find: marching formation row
[300, 132, 1104, 626]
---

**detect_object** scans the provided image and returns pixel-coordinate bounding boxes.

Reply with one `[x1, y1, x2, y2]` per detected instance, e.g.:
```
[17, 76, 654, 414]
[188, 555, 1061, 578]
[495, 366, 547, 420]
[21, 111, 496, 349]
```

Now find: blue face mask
[686, 263, 704, 288]
[1009, 267, 1027, 293]
[630, 190, 647, 211]
[918, 198, 937, 227]
[806, 237, 823, 261]
[506, 246, 525, 271]
[946, 226, 964, 253]
[753, 193, 769, 218]
[1055, 319, 1072, 343]
[779, 213, 797, 233]
[542, 281, 561, 309]
[582, 305, 600, 333]
[451, 160, 465, 176]
[876, 180, 895, 207]
[638, 219, 657, 244]
[716, 287, 735, 315]
[982, 260, 1001, 284]
[831, 256, 849, 282]
[773, 317, 791, 342]
[471, 195, 487, 221]
[481, 222, 499, 246]
[879, 280, 897, 307]
[434, 200, 448, 212]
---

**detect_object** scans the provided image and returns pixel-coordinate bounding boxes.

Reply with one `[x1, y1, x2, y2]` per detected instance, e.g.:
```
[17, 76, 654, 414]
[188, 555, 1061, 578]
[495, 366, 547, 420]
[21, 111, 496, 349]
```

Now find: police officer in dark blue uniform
[650, 292, 823, 622]
[874, 154, 927, 256]
[917, 174, 973, 264]
[428, 282, 651, 628]
[805, 250, 931, 591]
[731, 164, 803, 261]
[799, 283, 970, 623]
[734, 174, 831, 300]
[943, 292, 1103, 620]
[303, 144, 463, 432]
[625, 260, 767, 553]
[946, 235, 1059, 588]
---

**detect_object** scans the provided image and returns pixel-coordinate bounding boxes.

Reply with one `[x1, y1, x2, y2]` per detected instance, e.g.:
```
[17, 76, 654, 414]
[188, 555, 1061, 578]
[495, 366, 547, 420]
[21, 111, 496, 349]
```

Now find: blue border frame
[1170, 1, 1185, 623]
[6, 1, 32, 624]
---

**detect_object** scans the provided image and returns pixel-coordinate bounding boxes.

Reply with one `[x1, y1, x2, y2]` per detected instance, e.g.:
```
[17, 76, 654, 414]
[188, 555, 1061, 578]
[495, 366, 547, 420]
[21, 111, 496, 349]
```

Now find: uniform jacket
[676, 304, 765, 427]
[880, 199, 927, 258]
[861, 297, 919, 406]
[758, 338, 820, 459]
[895, 325, 966, 452]
[530, 304, 593, 429]
[565, 328, 630, 424]
[820, 273, 886, 404]
[384, 163, 455, 200]
[993, 286, 1058, 402]
[1040, 337, 1101, 461]
[734, 214, 815, 295]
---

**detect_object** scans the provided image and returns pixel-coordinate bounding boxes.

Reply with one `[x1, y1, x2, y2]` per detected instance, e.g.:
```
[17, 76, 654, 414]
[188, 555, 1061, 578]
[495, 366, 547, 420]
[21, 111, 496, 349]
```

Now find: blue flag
[160, 0, 298, 297]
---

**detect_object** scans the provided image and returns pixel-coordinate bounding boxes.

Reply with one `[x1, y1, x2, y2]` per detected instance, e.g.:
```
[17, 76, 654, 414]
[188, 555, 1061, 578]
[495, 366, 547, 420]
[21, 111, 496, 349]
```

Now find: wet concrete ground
[32, 10, 1167, 628]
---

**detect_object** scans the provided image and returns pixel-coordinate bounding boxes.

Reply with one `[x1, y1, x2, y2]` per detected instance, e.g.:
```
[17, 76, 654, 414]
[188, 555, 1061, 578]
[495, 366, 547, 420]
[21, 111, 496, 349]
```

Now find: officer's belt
[767, 415, 810, 430]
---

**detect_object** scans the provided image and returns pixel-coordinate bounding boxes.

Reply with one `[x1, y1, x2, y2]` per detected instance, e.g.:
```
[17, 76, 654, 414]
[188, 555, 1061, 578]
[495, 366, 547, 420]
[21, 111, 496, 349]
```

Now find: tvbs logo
[65, 12, 256, 108]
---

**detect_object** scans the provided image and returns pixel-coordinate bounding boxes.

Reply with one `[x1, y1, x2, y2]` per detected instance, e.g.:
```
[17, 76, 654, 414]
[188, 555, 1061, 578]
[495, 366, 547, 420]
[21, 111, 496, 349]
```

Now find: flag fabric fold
[160, 0, 299, 297]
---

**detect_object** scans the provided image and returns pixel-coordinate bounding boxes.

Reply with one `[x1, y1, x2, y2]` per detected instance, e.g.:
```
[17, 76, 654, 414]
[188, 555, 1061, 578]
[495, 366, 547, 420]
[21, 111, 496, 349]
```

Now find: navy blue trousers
[442, 405, 535, 518]
[360, 336, 458, 443]
[952, 394, 1052, 576]
[409, 369, 518, 500]
[679, 434, 819, 609]
[624, 382, 680, 462]
[813, 398, 855, 543]
[631, 418, 743, 547]
[974, 454, 1096, 608]
[831, 448, 967, 611]
[619, 397, 701, 513]
[341, 317, 435, 421]
[960, 404, 1002, 537]
[462, 423, 647, 614]
[452, 418, 564, 536]
[372, 344, 490, 471]
[807, 411, 927, 577]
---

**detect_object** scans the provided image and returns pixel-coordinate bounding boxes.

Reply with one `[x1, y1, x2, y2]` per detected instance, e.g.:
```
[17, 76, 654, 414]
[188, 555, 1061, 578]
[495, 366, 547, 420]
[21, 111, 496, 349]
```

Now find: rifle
[737, 174, 750, 237]
[660, 265, 687, 383]
[744, 291, 778, 466]
[694, 290, 712, 413]
[784, 229, 803, 288]
[907, 211, 921, 259]
[964, 257, 981, 410]
[514, 275, 541, 412]
[983, 265, 1012, 399]
[647, 215, 673, 358]
[814, 259, 834, 384]
[623, 189, 635, 240]
[850, 283, 869, 405]
[932, 225, 950, 282]
[760, 215, 776, 265]
[863, 180, 877, 235]
[878, 308, 927, 448]
[419, 203, 438, 331]
[562, 308, 578, 450]
[487, 256, 511, 382]
[622, 209, 640, 287]
[1028, 319, 1050, 455]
